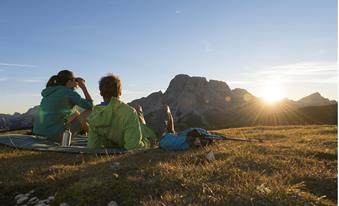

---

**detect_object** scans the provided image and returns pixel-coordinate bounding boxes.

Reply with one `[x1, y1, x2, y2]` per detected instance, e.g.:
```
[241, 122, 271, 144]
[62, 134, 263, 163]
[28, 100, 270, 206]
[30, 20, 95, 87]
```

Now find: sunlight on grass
[0, 125, 337, 205]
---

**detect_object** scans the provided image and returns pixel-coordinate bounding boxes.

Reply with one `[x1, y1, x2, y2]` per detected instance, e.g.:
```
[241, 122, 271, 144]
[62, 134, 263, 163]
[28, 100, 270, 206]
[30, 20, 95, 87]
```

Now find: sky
[0, 0, 337, 114]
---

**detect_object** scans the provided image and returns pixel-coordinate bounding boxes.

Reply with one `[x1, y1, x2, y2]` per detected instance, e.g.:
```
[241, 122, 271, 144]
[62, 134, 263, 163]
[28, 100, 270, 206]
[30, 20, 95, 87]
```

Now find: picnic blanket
[0, 134, 128, 154]
[0, 130, 257, 154]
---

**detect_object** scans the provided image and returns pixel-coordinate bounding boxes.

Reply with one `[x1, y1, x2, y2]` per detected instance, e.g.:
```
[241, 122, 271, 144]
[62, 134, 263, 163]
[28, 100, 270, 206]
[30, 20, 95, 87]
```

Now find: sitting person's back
[87, 74, 155, 150]
[33, 70, 93, 141]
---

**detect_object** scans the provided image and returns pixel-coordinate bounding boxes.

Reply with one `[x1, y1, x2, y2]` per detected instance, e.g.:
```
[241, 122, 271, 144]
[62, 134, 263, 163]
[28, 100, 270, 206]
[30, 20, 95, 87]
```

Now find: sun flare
[260, 82, 286, 104]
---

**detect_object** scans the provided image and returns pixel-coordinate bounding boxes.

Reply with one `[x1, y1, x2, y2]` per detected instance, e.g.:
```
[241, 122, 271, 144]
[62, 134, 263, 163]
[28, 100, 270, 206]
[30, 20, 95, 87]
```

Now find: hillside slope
[0, 125, 337, 206]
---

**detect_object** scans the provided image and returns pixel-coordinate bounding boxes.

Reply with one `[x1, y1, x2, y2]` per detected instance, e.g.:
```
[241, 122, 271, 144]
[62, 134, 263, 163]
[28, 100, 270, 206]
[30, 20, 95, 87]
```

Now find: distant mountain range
[130, 74, 337, 135]
[0, 74, 337, 133]
[296, 92, 337, 107]
[0, 106, 39, 131]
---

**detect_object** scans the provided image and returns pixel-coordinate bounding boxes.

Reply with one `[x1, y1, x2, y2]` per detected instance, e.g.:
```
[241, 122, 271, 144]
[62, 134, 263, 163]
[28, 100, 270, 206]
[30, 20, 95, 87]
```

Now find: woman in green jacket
[33, 70, 93, 142]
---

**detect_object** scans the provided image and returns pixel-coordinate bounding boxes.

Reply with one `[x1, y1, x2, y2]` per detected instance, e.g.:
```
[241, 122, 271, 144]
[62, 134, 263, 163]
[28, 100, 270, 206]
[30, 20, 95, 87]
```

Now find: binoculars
[75, 77, 85, 82]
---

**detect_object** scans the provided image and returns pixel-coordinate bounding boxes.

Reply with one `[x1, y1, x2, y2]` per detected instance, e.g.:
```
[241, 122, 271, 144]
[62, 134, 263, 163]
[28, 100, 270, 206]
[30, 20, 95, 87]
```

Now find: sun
[260, 82, 286, 104]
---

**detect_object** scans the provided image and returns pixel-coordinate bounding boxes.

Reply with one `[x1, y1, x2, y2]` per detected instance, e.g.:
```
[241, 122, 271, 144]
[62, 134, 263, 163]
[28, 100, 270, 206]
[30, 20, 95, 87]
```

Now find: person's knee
[78, 109, 91, 122]
[81, 109, 91, 117]
[67, 111, 81, 123]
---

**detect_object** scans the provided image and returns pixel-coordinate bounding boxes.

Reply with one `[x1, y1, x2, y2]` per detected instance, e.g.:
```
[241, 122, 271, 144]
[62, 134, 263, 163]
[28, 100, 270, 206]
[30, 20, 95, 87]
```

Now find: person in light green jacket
[87, 74, 156, 150]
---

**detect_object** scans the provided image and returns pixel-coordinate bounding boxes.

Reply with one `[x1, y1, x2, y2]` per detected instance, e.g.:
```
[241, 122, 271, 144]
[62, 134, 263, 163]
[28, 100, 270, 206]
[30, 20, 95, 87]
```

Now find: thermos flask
[61, 129, 72, 146]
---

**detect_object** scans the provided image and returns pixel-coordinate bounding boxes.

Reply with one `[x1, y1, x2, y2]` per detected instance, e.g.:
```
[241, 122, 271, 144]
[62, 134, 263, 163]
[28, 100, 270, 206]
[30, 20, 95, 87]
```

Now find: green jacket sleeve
[123, 110, 145, 150]
[68, 90, 93, 110]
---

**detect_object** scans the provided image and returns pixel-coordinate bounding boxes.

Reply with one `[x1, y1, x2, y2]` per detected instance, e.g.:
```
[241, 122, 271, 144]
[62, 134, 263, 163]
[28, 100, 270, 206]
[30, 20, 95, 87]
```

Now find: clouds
[227, 80, 251, 85]
[0, 77, 8, 81]
[0, 77, 44, 84]
[0, 63, 36, 69]
[19, 79, 44, 83]
[204, 42, 213, 53]
[0, 62, 41, 83]
[175, 9, 183, 14]
[262, 61, 336, 75]
[198, 41, 214, 53]
[227, 61, 337, 92]
[252, 61, 337, 84]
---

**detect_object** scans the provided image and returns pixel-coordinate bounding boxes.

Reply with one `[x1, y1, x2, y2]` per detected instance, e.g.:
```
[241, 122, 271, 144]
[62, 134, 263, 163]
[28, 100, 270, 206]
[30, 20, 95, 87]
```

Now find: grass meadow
[0, 125, 337, 206]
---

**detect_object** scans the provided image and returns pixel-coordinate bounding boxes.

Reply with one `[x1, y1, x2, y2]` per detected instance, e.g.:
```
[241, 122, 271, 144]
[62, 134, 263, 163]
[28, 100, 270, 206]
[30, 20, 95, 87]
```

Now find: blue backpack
[159, 128, 225, 150]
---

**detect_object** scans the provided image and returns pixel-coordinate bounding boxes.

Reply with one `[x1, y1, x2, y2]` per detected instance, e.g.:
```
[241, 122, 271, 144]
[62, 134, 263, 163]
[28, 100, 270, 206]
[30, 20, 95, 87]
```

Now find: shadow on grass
[0, 146, 187, 205]
[253, 134, 288, 141]
[232, 157, 280, 176]
[299, 150, 338, 161]
[50, 149, 193, 205]
[0, 145, 96, 204]
[313, 151, 338, 161]
[294, 177, 337, 202]
[1, 142, 337, 206]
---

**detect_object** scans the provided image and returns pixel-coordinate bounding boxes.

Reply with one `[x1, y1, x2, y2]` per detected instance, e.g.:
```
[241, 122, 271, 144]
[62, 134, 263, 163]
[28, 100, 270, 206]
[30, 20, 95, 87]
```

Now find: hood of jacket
[41, 86, 68, 97]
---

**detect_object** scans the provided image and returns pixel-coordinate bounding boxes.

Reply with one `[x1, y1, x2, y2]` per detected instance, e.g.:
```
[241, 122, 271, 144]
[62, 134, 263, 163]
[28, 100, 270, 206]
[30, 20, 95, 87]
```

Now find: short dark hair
[99, 74, 122, 100]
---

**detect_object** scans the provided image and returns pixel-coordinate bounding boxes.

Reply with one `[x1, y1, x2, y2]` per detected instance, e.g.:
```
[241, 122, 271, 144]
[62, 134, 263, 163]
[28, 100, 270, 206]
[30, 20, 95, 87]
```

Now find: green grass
[0, 125, 337, 206]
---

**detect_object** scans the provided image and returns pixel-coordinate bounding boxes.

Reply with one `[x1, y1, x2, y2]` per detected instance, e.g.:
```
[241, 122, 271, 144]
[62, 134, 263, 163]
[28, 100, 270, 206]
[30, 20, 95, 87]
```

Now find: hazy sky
[0, 0, 337, 114]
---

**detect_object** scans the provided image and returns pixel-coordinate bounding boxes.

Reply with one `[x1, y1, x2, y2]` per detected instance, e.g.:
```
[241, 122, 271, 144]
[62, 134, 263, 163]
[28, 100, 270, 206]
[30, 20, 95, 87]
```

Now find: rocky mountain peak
[299, 92, 323, 100]
[231, 88, 255, 103]
[307, 92, 322, 98]
[165, 74, 206, 95]
[130, 74, 236, 134]
[24, 106, 39, 116]
[297, 92, 337, 107]
[164, 74, 232, 101]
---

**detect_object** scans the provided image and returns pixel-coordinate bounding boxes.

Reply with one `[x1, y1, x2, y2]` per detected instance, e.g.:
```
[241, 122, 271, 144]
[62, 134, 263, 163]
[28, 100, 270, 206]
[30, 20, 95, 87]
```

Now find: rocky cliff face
[130, 74, 255, 135]
[129, 74, 337, 135]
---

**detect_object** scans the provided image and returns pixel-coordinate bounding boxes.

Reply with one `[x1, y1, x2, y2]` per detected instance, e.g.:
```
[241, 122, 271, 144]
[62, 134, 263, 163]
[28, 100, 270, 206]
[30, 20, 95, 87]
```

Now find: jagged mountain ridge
[129, 74, 255, 134]
[129, 74, 337, 135]
[297, 92, 337, 107]
[0, 74, 337, 132]
[0, 106, 39, 131]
